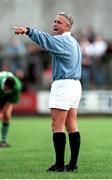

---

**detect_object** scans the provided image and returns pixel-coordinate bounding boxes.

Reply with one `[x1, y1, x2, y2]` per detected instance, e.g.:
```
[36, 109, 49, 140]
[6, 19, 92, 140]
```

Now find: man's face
[53, 15, 69, 35]
[4, 85, 12, 93]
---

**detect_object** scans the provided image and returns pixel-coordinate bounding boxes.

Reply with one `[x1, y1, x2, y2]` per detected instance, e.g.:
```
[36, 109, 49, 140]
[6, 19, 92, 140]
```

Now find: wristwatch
[25, 27, 30, 35]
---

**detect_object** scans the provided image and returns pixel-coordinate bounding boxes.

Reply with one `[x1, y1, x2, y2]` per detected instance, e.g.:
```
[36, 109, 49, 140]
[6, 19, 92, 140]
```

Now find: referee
[13, 12, 82, 172]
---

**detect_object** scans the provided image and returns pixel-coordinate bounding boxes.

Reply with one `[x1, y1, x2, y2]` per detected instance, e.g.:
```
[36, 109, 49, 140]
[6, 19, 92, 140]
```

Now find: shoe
[65, 164, 78, 172]
[0, 142, 11, 148]
[47, 164, 65, 172]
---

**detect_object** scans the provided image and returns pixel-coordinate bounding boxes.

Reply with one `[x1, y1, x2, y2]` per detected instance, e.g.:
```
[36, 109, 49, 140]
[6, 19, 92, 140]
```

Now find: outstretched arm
[12, 26, 65, 54]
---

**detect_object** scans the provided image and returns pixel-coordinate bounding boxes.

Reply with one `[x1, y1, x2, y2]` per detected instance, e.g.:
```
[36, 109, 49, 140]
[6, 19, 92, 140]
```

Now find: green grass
[0, 116, 112, 179]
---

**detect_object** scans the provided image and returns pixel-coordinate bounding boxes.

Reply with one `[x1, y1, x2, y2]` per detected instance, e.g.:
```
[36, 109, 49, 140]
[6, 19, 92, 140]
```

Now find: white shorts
[49, 79, 82, 110]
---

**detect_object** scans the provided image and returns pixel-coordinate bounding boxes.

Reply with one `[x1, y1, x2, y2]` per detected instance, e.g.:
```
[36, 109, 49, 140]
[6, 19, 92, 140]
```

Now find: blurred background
[0, 0, 112, 114]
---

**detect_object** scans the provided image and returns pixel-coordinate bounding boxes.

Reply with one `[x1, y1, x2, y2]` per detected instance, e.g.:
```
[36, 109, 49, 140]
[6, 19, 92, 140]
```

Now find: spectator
[92, 35, 107, 87]
[86, 25, 96, 43]
[80, 35, 93, 89]
[4, 37, 26, 75]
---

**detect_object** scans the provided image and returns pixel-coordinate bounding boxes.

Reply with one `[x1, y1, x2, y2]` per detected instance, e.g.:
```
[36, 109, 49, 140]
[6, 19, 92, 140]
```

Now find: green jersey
[0, 71, 22, 103]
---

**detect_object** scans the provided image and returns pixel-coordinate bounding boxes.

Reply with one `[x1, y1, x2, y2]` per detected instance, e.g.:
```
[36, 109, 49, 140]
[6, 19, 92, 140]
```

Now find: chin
[53, 31, 58, 35]
[54, 31, 63, 35]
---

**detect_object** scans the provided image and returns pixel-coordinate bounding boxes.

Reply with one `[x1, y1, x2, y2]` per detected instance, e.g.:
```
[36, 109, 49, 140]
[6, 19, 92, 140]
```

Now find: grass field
[0, 115, 112, 179]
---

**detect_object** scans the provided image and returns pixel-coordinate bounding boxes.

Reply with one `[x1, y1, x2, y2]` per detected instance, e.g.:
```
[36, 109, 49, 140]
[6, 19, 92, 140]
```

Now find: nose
[54, 22, 57, 26]
[54, 20, 58, 25]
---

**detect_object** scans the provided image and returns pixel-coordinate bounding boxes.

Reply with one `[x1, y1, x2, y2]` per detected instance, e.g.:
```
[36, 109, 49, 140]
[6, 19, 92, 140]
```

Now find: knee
[3, 113, 11, 122]
[52, 120, 64, 132]
[66, 124, 78, 133]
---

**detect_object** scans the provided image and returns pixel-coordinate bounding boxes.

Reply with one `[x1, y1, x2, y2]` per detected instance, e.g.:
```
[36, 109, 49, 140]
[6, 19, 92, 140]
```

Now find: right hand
[12, 26, 27, 35]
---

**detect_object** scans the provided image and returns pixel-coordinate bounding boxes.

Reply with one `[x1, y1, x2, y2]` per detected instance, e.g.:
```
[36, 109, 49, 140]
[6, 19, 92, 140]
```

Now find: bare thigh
[65, 108, 78, 133]
[2, 103, 13, 122]
[51, 108, 68, 133]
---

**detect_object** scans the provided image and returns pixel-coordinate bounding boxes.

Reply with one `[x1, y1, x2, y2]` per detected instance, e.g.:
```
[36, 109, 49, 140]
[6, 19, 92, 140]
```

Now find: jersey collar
[62, 31, 71, 36]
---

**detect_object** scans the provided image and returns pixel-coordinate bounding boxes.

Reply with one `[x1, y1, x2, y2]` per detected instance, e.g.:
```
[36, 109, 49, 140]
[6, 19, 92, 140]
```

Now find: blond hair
[58, 12, 73, 29]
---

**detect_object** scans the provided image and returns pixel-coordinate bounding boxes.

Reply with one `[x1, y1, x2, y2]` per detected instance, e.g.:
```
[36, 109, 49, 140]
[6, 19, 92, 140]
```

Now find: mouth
[53, 27, 58, 32]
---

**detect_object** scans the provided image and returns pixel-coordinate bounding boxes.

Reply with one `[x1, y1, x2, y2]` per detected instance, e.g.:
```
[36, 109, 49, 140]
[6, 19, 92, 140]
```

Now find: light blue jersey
[28, 29, 82, 81]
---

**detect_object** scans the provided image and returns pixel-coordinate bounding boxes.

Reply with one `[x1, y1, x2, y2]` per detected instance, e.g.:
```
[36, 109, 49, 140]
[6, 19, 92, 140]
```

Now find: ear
[67, 25, 70, 31]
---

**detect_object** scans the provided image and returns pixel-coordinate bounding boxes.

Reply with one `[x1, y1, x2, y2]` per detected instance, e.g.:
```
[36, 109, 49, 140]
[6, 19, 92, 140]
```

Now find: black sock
[68, 131, 81, 167]
[53, 132, 66, 167]
[1, 122, 10, 143]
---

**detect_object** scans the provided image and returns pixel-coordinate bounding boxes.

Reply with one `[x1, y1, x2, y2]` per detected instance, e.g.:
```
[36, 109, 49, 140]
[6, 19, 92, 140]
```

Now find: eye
[54, 20, 62, 24]
[58, 21, 62, 24]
